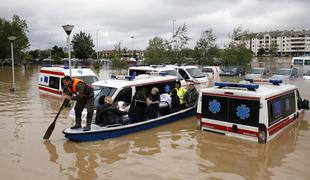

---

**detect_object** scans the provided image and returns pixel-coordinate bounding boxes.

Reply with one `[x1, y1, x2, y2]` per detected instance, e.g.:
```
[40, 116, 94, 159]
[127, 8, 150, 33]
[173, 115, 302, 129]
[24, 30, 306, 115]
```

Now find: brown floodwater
[0, 63, 310, 180]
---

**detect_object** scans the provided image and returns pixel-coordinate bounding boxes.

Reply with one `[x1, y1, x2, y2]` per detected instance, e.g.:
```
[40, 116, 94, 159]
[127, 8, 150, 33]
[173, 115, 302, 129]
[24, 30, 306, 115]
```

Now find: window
[136, 80, 176, 97]
[202, 95, 228, 122]
[93, 86, 117, 109]
[202, 95, 260, 127]
[128, 70, 147, 76]
[77, 76, 98, 85]
[49, 76, 60, 89]
[304, 60, 310, 65]
[178, 69, 190, 80]
[228, 98, 260, 127]
[268, 92, 296, 126]
[293, 59, 304, 65]
[114, 87, 132, 104]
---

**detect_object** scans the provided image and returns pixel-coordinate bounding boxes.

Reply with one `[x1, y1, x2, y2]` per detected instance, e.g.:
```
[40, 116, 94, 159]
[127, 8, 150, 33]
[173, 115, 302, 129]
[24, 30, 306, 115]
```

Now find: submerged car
[303, 69, 310, 80]
[202, 66, 222, 79]
[271, 68, 298, 80]
[244, 68, 269, 79]
[220, 66, 245, 76]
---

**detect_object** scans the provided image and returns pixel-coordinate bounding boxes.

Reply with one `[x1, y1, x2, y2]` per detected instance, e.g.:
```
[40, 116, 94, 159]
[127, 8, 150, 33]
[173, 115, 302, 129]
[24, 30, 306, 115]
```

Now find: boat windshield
[250, 68, 264, 74]
[93, 86, 117, 108]
[276, 69, 291, 75]
[77, 76, 98, 85]
[186, 68, 205, 78]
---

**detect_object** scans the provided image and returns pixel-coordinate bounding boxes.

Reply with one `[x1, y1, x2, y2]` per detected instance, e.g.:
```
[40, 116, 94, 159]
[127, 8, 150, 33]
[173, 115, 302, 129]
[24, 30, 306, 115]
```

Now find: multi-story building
[235, 30, 310, 56]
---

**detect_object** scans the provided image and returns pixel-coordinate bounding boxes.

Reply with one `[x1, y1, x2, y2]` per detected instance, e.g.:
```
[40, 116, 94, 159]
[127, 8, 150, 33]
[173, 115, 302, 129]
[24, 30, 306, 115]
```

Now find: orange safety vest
[67, 78, 84, 94]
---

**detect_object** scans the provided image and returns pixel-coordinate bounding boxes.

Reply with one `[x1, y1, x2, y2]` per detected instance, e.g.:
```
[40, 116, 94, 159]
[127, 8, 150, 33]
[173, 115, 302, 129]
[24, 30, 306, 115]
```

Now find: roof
[175, 65, 199, 69]
[201, 82, 296, 99]
[128, 65, 176, 71]
[40, 66, 97, 77]
[92, 75, 177, 88]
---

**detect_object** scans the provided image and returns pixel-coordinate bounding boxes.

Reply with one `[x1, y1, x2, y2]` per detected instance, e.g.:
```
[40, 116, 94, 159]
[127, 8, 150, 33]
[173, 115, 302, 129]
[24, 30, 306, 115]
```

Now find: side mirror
[303, 99, 309, 110]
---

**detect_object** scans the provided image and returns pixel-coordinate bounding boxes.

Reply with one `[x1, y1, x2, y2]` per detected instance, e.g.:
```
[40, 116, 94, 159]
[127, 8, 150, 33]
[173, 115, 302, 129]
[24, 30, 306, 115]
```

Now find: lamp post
[62, 24, 74, 76]
[130, 36, 134, 58]
[8, 36, 16, 92]
[96, 29, 99, 60]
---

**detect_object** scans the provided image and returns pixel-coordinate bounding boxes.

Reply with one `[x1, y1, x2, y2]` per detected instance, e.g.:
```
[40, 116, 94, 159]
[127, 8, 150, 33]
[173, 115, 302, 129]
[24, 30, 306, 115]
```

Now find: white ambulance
[196, 79, 309, 143]
[38, 66, 98, 96]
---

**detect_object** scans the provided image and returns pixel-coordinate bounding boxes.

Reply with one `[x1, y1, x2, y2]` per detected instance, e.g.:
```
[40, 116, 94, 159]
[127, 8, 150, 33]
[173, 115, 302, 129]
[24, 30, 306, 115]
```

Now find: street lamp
[62, 24, 74, 76]
[8, 36, 16, 92]
[130, 36, 134, 58]
[96, 29, 99, 60]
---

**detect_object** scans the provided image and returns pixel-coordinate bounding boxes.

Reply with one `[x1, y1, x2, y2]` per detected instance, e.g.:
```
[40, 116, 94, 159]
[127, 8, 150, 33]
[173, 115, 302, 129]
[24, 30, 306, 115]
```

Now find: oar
[43, 99, 70, 139]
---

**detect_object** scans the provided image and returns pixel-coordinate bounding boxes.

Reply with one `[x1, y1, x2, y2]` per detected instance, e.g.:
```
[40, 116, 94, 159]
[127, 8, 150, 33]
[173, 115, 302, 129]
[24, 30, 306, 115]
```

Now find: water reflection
[196, 116, 309, 180]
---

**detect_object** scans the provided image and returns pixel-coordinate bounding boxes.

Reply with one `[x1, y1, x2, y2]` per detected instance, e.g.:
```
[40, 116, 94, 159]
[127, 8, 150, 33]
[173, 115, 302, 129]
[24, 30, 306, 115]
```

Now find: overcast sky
[1, 0, 310, 51]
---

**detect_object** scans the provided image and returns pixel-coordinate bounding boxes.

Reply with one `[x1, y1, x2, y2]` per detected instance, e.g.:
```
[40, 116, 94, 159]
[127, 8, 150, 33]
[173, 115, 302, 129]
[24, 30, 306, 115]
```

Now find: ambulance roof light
[215, 82, 259, 91]
[244, 79, 282, 85]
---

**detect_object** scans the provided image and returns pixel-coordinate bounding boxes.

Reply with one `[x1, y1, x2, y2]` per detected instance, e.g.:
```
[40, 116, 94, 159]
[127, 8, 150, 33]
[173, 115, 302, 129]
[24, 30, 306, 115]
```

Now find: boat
[63, 74, 196, 141]
[63, 107, 195, 141]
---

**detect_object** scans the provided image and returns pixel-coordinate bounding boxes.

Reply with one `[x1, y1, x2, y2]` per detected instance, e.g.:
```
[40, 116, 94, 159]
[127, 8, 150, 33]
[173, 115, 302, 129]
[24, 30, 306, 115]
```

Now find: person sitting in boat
[145, 87, 160, 119]
[184, 81, 199, 108]
[175, 80, 187, 109]
[95, 96, 128, 126]
[128, 91, 147, 123]
[159, 93, 172, 115]
[170, 88, 182, 113]
[95, 95, 107, 125]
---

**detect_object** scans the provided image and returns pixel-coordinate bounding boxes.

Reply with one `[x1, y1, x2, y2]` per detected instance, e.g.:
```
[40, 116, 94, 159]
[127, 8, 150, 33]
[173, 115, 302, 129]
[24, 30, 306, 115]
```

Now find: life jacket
[67, 78, 93, 96]
[176, 87, 187, 105]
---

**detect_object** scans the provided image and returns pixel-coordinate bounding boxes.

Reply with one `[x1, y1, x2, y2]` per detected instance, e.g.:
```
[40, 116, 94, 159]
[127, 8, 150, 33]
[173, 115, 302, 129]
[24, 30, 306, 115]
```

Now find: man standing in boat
[63, 76, 94, 131]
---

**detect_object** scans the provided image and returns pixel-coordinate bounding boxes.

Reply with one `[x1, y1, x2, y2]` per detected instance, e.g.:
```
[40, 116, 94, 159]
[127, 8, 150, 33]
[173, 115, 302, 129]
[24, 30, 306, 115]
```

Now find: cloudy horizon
[1, 0, 310, 51]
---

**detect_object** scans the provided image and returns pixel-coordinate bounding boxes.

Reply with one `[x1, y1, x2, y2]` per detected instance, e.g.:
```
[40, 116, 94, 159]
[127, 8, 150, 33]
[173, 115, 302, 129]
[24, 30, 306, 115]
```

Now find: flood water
[1, 61, 310, 180]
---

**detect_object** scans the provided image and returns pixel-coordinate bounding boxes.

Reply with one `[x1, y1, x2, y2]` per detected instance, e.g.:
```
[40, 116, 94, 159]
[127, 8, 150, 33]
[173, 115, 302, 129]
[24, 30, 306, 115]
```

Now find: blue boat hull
[63, 107, 196, 142]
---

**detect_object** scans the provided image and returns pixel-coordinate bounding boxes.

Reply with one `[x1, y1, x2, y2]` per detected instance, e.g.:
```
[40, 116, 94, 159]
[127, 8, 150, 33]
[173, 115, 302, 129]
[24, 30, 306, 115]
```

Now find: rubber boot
[71, 117, 82, 129]
[83, 118, 92, 131]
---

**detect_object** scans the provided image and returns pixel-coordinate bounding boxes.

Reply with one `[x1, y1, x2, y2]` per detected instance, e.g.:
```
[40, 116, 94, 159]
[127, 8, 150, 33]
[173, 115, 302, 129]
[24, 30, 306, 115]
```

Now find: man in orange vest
[63, 76, 94, 131]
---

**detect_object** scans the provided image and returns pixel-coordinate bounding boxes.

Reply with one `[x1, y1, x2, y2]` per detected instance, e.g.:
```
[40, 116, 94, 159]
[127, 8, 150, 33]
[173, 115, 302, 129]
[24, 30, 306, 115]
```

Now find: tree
[71, 31, 95, 59]
[0, 15, 30, 61]
[269, 41, 278, 56]
[221, 26, 252, 68]
[110, 42, 127, 70]
[144, 36, 171, 65]
[171, 23, 191, 64]
[51, 45, 65, 61]
[194, 29, 218, 65]
[257, 47, 266, 56]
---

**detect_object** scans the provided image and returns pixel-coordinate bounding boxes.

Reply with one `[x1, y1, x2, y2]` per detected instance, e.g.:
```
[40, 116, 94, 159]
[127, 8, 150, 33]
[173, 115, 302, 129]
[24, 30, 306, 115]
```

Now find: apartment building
[235, 30, 310, 56]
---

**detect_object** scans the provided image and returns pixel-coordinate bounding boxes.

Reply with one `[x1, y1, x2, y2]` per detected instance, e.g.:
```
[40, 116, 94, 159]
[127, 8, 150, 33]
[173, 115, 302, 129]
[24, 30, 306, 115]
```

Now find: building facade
[236, 30, 310, 56]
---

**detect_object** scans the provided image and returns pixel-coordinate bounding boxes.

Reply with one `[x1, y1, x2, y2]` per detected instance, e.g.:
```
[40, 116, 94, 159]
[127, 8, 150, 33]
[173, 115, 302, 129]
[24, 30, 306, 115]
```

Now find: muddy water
[0, 63, 310, 180]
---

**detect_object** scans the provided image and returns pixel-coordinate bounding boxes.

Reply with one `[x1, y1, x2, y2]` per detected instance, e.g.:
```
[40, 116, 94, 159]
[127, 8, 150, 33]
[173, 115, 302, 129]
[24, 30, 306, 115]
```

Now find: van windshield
[202, 68, 213, 73]
[77, 76, 98, 85]
[293, 59, 303, 65]
[276, 69, 291, 75]
[162, 70, 177, 76]
[250, 68, 264, 74]
[186, 68, 205, 78]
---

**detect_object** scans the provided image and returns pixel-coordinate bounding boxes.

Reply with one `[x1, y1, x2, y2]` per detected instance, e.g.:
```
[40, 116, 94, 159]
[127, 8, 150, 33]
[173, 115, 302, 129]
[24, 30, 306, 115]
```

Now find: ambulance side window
[228, 98, 260, 127]
[201, 95, 228, 122]
[49, 76, 60, 90]
[268, 92, 296, 126]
